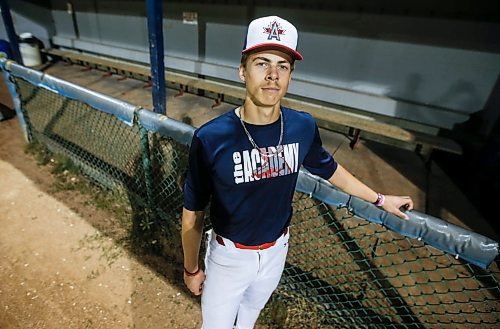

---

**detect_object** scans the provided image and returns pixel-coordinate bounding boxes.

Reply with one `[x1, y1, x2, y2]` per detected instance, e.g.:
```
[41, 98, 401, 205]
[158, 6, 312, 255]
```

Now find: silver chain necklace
[238, 107, 284, 158]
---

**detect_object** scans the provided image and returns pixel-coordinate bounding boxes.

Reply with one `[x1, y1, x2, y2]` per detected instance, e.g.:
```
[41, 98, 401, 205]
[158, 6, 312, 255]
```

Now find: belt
[216, 227, 288, 250]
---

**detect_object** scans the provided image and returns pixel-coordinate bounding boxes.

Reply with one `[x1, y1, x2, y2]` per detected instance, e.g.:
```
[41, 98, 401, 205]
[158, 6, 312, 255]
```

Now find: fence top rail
[297, 169, 499, 269]
[138, 109, 194, 145]
[1, 59, 138, 127]
[2, 58, 497, 269]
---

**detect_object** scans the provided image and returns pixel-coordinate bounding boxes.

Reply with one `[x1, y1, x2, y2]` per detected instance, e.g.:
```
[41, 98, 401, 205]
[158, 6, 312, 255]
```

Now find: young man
[182, 16, 413, 329]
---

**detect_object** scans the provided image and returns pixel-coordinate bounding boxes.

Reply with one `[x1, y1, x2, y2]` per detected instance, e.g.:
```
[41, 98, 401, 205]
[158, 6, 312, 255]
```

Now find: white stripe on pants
[201, 229, 289, 329]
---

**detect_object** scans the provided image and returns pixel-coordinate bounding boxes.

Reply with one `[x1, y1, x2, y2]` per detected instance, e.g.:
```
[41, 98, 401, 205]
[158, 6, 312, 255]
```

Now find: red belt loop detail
[234, 240, 276, 250]
[215, 235, 225, 246]
[215, 227, 288, 250]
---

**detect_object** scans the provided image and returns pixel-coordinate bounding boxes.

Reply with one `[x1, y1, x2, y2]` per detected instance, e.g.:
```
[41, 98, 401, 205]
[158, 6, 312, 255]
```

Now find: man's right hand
[184, 269, 205, 296]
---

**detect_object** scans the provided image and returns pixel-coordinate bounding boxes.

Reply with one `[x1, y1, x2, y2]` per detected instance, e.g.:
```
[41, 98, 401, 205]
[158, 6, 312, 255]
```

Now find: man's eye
[279, 65, 289, 71]
[256, 62, 268, 68]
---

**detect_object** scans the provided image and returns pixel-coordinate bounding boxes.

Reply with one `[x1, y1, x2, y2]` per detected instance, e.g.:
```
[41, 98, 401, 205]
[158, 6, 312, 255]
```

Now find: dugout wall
[2, 0, 500, 136]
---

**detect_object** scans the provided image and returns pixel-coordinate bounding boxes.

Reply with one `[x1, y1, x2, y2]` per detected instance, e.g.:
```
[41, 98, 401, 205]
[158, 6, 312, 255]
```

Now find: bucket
[19, 32, 42, 66]
[0, 39, 12, 60]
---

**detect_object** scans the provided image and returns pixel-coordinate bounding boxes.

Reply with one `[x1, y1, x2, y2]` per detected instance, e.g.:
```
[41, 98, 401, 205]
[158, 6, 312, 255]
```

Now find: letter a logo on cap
[264, 20, 284, 41]
[243, 16, 303, 60]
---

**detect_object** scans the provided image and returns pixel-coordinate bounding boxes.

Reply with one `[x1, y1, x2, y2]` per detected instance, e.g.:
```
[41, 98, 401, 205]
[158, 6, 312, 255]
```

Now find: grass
[258, 291, 336, 329]
[24, 140, 134, 237]
[23, 139, 184, 256]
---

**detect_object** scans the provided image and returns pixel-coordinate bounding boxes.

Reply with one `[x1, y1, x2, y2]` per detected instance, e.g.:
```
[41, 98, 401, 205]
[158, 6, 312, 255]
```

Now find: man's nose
[266, 66, 279, 81]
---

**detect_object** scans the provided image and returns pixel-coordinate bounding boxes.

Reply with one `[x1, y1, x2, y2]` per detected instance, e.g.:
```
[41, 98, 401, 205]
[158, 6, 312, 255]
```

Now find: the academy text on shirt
[233, 143, 300, 184]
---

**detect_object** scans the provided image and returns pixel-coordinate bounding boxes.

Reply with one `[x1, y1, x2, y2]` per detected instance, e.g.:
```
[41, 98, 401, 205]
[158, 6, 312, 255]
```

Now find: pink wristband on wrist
[373, 193, 385, 207]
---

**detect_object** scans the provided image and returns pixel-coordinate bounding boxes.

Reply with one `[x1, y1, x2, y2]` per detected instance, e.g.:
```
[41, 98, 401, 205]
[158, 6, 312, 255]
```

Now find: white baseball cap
[242, 16, 303, 60]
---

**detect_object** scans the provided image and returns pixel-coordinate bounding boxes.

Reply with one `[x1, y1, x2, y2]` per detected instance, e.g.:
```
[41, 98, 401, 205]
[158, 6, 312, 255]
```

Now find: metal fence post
[0, 0, 23, 65]
[146, 0, 166, 115]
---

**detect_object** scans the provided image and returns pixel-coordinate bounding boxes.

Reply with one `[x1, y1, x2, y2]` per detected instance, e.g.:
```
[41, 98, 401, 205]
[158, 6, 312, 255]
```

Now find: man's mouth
[262, 87, 280, 92]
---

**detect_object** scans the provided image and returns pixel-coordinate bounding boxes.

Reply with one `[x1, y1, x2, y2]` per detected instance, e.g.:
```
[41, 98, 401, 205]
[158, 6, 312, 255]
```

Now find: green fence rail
[2, 61, 499, 328]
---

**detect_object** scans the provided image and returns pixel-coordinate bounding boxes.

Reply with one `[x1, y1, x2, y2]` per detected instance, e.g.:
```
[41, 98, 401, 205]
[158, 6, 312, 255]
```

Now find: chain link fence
[3, 64, 499, 328]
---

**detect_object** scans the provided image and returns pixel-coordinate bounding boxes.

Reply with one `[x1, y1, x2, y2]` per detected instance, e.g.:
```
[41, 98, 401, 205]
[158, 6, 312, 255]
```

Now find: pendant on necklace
[259, 145, 283, 159]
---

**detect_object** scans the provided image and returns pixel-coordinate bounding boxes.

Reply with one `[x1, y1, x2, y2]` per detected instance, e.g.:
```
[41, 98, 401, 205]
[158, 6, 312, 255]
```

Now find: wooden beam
[44, 48, 462, 156]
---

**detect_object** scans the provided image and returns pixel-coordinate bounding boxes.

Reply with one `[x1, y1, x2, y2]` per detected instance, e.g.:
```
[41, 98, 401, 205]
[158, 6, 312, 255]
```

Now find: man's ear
[238, 65, 246, 82]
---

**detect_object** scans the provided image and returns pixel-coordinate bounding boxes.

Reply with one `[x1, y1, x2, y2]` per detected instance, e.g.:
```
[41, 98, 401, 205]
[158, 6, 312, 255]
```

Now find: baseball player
[181, 15, 414, 329]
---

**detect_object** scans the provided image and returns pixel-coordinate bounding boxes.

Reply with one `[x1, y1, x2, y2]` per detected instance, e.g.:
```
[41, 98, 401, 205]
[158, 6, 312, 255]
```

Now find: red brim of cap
[242, 43, 303, 60]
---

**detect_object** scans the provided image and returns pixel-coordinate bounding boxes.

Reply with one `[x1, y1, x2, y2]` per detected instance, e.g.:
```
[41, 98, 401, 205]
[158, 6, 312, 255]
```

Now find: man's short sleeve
[302, 124, 338, 180]
[183, 133, 212, 211]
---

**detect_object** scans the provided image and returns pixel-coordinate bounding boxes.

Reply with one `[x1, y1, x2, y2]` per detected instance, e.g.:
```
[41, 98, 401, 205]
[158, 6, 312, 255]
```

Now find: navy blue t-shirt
[184, 107, 337, 245]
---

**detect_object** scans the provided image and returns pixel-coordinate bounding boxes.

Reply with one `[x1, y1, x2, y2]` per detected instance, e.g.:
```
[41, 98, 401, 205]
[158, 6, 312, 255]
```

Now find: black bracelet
[184, 267, 200, 276]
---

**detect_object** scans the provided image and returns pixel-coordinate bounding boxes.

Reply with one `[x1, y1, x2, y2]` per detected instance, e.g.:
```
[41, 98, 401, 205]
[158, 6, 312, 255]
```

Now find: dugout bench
[43, 48, 462, 161]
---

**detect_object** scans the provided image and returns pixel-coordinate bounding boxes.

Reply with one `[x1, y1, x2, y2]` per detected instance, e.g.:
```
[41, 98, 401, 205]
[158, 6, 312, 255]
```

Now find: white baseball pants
[201, 229, 289, 329]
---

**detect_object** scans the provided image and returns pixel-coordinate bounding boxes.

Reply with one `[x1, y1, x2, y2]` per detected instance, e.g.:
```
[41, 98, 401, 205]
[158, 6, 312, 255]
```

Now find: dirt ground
[0, 115, 203, 328]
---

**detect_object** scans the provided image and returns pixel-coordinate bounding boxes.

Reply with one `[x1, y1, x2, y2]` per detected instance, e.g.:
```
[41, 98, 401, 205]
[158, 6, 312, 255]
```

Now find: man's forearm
[328, 164, 413, 219]
[328, 164, 378, 203]
[181, 207, 205, 272]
